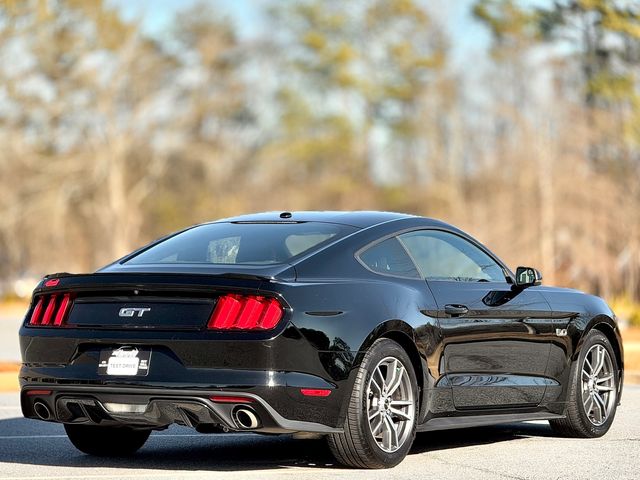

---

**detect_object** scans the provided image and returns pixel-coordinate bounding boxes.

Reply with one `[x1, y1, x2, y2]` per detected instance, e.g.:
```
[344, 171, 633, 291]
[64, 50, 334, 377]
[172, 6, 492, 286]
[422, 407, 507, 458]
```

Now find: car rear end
[19, 220, 360, 435]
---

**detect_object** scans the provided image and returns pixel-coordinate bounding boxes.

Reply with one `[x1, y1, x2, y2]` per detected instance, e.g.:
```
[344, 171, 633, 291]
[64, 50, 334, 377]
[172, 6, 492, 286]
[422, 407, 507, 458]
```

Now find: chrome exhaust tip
[33, 401, 52, 421]
[232, 407, 260, 430]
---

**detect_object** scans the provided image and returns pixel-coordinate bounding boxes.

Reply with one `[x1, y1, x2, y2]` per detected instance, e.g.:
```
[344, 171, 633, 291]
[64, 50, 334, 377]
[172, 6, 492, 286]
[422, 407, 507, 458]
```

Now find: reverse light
[28, 294, 73, 327]
[208, 294, 284, 331]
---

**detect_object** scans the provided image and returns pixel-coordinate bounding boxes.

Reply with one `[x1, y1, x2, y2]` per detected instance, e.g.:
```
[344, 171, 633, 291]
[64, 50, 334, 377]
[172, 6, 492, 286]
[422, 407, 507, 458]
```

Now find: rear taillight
[207, 294, 284, 330]
[28, 294, 73, 327]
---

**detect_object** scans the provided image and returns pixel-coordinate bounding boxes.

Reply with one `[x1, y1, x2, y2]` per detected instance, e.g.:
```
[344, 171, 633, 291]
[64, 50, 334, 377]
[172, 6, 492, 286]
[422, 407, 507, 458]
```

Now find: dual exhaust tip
[232, 406, 260, 430]
[33, 401, 52, 421]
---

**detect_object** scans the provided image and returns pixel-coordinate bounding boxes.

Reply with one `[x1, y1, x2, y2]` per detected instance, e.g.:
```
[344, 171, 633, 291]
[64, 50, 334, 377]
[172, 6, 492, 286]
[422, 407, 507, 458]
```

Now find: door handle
[444, 304, 469, 316]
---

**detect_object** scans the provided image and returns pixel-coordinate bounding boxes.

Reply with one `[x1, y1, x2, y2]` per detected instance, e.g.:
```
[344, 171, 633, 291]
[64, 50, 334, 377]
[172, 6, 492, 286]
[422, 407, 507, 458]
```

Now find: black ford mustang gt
[20, 211, 623, 468]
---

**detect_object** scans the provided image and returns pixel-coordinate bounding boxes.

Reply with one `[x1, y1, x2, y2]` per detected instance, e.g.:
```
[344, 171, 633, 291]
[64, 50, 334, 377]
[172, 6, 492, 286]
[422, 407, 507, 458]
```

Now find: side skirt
[417, 412, 565, 432]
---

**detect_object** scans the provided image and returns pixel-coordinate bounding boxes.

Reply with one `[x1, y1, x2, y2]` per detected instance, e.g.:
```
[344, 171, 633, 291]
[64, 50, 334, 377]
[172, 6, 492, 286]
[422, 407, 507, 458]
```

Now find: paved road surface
[0, 387, 638, 479]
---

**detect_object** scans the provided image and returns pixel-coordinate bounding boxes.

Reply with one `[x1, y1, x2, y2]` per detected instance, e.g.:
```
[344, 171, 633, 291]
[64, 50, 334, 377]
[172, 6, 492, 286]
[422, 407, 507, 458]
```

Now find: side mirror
[515, 266, 542, 287]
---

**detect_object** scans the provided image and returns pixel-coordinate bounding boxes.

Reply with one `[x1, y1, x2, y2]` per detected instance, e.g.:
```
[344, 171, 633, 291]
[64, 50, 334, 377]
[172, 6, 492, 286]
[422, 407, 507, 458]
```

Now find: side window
[358, 237, 421, 279]
[398, 230, 506, 282]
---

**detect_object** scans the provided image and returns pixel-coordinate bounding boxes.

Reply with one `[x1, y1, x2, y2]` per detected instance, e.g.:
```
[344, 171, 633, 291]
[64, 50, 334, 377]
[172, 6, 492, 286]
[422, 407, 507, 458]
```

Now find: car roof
[214, 211, 421, 229]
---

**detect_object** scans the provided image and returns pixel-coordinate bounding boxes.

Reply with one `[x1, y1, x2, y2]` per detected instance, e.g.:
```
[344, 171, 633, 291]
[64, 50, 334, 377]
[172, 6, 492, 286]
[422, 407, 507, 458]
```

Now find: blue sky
[107, 0, 491, 67]
[108, 0, 267, 38]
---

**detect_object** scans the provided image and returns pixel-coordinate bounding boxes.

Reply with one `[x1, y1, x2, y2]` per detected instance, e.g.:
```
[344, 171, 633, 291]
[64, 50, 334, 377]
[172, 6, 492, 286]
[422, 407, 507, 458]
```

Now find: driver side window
[398, 230, 506, 282]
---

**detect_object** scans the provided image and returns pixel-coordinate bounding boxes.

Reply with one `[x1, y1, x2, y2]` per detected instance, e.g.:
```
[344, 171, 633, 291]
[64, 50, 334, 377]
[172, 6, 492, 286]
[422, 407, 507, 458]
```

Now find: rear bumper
[21, 384, 343, 434]
[19, 325, 357, 431]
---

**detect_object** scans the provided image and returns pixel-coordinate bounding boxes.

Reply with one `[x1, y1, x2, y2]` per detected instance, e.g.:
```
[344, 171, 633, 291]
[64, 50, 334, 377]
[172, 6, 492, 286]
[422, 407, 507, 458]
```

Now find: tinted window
[126, 222, 357, 265]
[398, 230, 506, 282]
[358, 237, 420, 278]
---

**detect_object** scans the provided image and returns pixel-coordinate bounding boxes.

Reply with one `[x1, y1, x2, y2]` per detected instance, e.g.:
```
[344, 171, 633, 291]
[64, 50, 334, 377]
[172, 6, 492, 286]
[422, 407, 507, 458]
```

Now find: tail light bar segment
[28, 292, 283, 330]
[208, 294, 284, 330]
[28, 294, 73, 327]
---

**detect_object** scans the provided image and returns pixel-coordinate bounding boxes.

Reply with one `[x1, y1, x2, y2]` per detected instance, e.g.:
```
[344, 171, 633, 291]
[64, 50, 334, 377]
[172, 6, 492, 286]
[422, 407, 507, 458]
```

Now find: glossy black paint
[19, 211, 624, 434]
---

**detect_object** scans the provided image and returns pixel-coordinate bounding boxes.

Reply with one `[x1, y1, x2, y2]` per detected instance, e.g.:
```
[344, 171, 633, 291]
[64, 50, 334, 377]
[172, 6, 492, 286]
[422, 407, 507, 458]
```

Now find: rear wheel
[327, 338, 418, 469]
[64, 424, 151, 456]
[550, 330, 619, 437]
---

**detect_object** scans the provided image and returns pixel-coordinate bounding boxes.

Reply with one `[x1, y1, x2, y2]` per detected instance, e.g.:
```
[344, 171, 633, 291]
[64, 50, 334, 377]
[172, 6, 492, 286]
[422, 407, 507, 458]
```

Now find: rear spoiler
[33, 271, 283, 296]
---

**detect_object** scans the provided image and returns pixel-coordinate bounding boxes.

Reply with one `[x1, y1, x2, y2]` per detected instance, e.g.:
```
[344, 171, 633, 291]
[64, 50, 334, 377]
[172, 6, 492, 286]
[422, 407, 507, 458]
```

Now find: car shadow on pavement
[0, 417, 337, 471]
[0, 416, 557, 471]
[412, 421, 557, 454]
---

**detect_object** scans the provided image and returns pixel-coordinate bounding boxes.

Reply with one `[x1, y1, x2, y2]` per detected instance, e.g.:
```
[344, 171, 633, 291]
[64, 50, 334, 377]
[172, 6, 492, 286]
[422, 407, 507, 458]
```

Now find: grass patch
[0, 300, 28, 319]
[0, 363, 19, 392]
[611, 296, 640, 327]
[622, 327, 640, 382]
[625, 352, 640, 372]
[0, 362, 19, 373]
[0, 371, 18, 392]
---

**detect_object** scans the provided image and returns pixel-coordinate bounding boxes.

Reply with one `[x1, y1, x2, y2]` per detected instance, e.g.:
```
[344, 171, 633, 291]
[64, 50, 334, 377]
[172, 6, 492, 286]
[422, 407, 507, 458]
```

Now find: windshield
[125, 222, 357, 265]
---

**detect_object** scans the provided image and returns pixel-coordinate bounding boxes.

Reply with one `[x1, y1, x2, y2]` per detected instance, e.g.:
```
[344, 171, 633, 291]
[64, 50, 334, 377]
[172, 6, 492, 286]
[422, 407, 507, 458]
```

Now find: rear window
[125, 222, 357, 265]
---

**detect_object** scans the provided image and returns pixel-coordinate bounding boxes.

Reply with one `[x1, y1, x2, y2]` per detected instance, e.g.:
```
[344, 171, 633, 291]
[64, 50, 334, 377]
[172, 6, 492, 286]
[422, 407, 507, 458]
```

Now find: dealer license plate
[98, 347, 151, 376]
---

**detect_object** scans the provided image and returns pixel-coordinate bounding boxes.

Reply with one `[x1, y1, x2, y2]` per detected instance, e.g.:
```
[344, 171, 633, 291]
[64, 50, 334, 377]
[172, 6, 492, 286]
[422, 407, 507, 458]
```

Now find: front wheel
[64, 424, 151, 456]
[327, 338, 418, 468]
[550, 330, 620, 437]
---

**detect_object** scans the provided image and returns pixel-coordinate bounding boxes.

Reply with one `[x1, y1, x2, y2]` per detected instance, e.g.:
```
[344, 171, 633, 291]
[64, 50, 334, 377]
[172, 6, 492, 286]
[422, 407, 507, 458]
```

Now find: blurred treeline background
[0, 0, 639, 321]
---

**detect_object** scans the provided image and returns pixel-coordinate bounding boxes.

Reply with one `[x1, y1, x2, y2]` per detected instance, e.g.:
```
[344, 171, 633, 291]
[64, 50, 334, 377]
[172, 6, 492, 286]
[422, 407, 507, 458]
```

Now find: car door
[398, 229, 557, 410]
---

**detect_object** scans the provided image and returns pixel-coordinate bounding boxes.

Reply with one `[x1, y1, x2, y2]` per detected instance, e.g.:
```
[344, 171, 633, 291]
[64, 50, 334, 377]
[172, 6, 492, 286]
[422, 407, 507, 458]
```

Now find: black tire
[327, 338, 418, 469]
[64, 424, 151, 456]
[550, 330, 619, 438]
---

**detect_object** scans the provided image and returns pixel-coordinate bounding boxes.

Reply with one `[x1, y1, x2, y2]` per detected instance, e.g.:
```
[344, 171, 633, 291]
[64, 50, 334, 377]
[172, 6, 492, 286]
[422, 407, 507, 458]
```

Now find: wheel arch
[577, 316, 623, 371]
[355, 320, 427, 417]
[577, 316, 624, 401]
[379, 330, 425, 398]
[591, 322, 623, 371]
[585, 322, 624, 376]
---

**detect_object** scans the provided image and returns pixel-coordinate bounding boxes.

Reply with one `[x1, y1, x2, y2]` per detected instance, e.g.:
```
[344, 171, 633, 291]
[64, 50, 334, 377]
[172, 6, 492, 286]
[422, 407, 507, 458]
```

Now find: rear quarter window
[358, 237, 421, 279]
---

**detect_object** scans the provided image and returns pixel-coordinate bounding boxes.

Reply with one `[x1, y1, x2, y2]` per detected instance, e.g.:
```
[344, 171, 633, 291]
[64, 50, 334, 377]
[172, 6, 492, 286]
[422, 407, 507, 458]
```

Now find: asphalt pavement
[0, 387, 638, 479]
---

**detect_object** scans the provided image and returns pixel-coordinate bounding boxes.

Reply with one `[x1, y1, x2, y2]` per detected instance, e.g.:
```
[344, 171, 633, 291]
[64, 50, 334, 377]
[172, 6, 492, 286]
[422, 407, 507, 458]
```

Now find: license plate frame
[98, 347, 151, 376]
